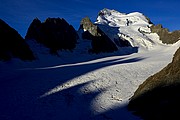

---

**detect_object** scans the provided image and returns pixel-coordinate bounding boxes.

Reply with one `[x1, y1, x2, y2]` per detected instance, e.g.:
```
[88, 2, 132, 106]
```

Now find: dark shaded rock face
[80, 17, 118, 53]
[151, 24, 180, 44]
[25, 18, 42, 41]
[0, 19, 35, 61]
[128, 47, 180, 120]
[25, 18, 78, 54]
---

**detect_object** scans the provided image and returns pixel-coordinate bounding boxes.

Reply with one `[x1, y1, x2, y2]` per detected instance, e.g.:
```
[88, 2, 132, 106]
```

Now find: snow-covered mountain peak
[95, 9, 161, 50]
[98, 8, 126, 17]
[96, 8, 150, 27]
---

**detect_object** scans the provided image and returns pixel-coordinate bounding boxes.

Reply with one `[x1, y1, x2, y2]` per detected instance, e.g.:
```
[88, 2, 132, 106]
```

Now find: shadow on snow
[0, 55, 143, 120]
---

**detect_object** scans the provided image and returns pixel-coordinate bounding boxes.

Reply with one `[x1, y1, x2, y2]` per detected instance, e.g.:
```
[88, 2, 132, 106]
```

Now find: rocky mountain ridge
[150, 24, 180, 44]
[0, 19, 35, 61]
[0, 8, 180, 61]
[25, 17, 78, 54]
[79, 17, 118, 53]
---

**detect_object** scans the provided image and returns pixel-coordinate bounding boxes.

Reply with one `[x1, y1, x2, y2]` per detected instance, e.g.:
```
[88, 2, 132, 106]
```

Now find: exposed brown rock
[80, 17, 100, 37]
[151, 24, 180, 44]
[128, 47, 180, 120]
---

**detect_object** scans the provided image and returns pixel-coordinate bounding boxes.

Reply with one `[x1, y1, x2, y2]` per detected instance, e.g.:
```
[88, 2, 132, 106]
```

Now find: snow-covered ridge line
[96, 8, 150, 27]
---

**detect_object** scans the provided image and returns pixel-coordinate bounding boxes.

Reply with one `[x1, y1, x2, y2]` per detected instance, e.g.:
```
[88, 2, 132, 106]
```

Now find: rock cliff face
[128, 47, 180, 120]
[80, 17, 118, 53]
[151, 24, 180, 44]
[80, 17, 100, 37]
[25, 18, 78, 54]
[0, 19, 35, 61]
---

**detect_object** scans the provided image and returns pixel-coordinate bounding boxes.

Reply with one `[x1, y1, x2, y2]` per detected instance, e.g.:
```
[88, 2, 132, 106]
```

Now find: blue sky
[0, 0, 180, 37]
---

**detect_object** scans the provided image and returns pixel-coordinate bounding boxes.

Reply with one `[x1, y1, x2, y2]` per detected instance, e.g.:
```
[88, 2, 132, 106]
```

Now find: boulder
[128, 47, 180, 120]
[151, 24, 180, 44]
[80, 17, 118, 53]
[0, 19, 35, 61]
[25, 18, 78, 54]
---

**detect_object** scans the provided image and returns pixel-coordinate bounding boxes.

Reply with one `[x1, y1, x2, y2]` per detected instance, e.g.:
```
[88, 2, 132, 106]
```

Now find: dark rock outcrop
[80, 17, 118, 53]
[151, 24, 180, 44]
[80, 17, 100, 37]
[0, 19, 35, 61]
[128, 47, 180, 120]
[25, 18, 78, 54]
[25, 18, 42, 41]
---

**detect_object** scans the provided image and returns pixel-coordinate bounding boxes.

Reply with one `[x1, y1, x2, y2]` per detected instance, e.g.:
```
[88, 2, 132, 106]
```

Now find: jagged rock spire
[79, 17, 118, 53]
[25, 17, 78, 54]
[0, 19, 35, 61]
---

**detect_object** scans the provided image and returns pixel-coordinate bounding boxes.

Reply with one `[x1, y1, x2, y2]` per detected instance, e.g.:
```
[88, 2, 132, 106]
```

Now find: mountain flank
[128, 47, 180, 120]
[151, 24, 180, 44]
[79, 17, 118, 53]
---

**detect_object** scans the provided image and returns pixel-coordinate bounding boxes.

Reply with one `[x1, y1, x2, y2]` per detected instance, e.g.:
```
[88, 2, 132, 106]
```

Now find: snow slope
[0, 9, 180, 120]
[0, 39, 179, 120]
